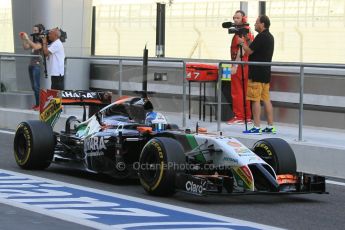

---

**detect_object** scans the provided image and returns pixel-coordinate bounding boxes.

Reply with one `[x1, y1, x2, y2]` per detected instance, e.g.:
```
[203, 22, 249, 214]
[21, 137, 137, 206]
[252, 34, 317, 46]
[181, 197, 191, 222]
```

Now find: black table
[188, 79, 217, 121]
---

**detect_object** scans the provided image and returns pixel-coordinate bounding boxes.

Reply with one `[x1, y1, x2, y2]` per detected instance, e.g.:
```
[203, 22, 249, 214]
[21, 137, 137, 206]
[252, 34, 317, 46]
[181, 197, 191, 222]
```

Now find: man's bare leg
[252, 100, 261, 127]
[263, 100, 274, 125]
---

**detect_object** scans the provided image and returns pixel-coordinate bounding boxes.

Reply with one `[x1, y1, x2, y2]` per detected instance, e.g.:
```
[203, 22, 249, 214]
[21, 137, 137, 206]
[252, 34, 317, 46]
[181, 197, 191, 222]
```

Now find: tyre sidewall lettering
[148, 140, 165, 191]
[151, 141, 164, 160]
[257, 143, 273, 156]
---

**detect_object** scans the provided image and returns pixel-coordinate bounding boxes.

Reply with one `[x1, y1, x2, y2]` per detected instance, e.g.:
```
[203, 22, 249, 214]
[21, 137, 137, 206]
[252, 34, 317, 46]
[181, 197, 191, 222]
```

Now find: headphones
[242, 15, 247, 23]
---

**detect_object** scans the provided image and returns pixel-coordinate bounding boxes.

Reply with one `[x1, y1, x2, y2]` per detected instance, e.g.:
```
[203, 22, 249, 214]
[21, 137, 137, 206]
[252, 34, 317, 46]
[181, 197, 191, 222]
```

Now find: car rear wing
[39, 89, 112, 127]
[60, 90, 112, 105]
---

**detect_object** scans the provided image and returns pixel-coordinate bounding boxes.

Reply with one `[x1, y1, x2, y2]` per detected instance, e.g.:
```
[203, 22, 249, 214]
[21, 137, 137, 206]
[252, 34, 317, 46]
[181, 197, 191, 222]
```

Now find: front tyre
[138, 137, 185, 196]
[13, 120, 55, 170]
[252, 138, 297, 174]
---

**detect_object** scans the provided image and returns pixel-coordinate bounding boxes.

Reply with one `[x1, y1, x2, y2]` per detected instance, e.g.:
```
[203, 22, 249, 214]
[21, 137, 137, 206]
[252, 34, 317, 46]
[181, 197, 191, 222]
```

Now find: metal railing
[0, 52, 42, 62]
[2, 53, 344, 141]
[66, 56, 345, 141]
[0, 52, 42, 92]
[217, 61, 345, 141]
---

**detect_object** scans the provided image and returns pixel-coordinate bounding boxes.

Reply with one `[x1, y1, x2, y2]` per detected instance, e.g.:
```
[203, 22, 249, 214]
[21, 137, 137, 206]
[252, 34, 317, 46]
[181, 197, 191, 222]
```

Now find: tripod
[238, 42, 249, 132]
[42, 53, 48, 78]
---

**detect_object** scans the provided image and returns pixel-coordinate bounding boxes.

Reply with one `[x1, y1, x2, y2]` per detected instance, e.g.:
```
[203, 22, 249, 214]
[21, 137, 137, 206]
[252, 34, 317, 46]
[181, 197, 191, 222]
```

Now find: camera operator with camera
[19, 24, 45, 111]
[41, 27, 65, 90]
[238, 15, 275, 135]
[223, 10, 253, 125]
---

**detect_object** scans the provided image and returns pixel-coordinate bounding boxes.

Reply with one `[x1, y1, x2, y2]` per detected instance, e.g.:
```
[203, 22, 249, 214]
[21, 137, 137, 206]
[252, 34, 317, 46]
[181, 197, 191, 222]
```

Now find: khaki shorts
[246, 80, 270, 102]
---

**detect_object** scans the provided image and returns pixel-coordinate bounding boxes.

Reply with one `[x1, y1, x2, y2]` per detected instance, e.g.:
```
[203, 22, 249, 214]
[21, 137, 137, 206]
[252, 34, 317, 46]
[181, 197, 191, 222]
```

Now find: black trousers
[51, 75, 65, 90]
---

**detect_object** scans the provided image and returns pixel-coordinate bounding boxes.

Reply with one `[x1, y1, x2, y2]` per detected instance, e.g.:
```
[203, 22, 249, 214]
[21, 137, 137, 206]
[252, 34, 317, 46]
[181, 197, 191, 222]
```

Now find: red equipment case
[186, 63, 218, 81]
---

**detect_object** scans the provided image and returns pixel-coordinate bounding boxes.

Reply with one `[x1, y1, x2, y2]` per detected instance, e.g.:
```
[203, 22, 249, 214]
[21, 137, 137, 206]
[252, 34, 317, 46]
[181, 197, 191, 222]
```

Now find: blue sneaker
[243, 127, 262, 135]
[262, 126, 277, 134]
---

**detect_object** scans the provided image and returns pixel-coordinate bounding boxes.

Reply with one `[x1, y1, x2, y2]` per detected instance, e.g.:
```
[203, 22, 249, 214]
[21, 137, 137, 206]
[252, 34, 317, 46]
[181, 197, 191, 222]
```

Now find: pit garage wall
[12, 0, 92, 91]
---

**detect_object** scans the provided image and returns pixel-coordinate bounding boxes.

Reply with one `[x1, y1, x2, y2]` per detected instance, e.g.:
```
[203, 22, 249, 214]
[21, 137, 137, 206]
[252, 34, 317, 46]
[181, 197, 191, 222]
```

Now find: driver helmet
[145, 112, 168, 132]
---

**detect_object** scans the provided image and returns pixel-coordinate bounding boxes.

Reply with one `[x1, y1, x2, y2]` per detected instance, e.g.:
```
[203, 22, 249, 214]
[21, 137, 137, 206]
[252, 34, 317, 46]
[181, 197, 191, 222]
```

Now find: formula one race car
[13, 88, 326, 196]
[13, 47, 326, 197]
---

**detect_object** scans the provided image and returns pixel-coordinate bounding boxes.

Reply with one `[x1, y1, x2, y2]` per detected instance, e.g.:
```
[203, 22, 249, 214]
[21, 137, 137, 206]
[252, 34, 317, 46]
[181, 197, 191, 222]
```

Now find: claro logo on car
[84, 136, 107, 156]
[185, 180, 206, 194]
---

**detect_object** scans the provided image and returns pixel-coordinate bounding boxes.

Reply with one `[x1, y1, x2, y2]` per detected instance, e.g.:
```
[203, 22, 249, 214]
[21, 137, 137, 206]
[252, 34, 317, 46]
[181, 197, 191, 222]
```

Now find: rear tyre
[138, 137, 185, 196]
[13, 120, 55, 170]
[252, 138, 296, 174]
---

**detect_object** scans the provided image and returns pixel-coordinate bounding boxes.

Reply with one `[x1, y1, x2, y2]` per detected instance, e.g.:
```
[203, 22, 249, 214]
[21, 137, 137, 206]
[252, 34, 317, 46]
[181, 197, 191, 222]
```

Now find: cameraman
[19, 24, 45, 110]
[238, 15, 275, 134]
[41, 28, 65, 90]
[227, 10, 254, 125]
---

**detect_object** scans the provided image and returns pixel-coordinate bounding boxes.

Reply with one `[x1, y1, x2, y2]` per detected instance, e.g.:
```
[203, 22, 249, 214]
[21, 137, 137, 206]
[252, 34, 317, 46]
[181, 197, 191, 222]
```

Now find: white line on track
[326, 180, 345, 187]
[0, 129, 15, 135]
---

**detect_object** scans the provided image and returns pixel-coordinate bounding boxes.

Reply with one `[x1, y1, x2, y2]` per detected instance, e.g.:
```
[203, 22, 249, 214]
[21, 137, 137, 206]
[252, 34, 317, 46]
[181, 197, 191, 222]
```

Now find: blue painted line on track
[0, 169, 282, 230]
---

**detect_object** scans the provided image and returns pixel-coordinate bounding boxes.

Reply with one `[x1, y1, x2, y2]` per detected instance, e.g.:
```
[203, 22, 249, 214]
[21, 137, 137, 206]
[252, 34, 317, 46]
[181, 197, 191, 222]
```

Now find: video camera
[30, 32, 43, 43]
[222, 21, 250, 37]
[30, 28, 67, 43]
